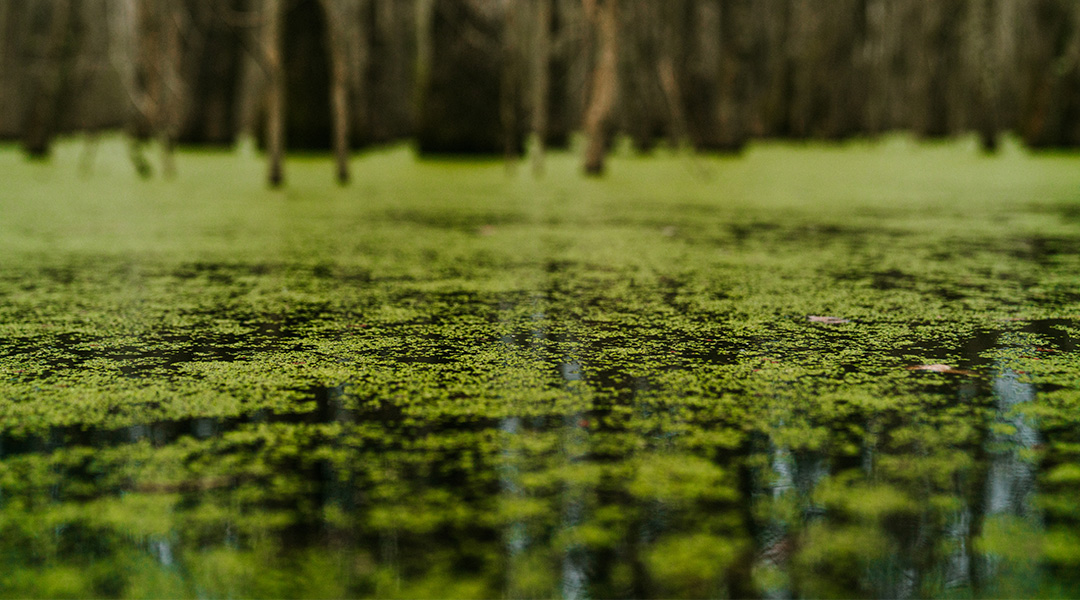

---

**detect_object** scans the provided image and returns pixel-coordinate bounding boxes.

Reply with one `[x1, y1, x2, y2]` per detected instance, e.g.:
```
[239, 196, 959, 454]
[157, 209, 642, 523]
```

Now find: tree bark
[582, 0, 618, 176]
[350, 0, 372, 142]
[971, 0, 1000, 152]
[501, 1, 520, 169]
[414, 0, 436, 129]
[531, 0, 552, 175]
[22, 0, 73, 158]
[656, 1, 690, 148]
[264, 0, 285, 187]
[159, 0, 184, 178]
[321, 0, 351, 185]
[0, 0, 12, 134]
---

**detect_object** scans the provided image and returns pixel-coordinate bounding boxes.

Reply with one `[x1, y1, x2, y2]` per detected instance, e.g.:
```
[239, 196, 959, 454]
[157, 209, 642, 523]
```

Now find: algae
[1, 136, 1080, 597]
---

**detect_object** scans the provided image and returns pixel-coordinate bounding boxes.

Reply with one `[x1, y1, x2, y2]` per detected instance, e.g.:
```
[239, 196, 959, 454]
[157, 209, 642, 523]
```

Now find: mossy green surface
[2, 135, 1080, 597]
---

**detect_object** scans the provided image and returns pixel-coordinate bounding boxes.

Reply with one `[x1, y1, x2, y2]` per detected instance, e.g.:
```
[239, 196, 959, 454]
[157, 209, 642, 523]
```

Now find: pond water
[2, 138, 1080, 597]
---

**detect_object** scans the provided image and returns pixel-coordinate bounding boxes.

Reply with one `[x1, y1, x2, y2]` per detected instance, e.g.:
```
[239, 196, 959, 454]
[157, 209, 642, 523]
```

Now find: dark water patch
[1008, 318, 1078, 350]
[870, 268, 917, 290]
[708, 222, 908, 251]
[1040, 202, 1080, 225]
[729, 222, 782, 245]
[39, 265, 78, 285]
[379, 208, 528, 232]
[391, 289, 537, 325]
[184, 298, 335, 329]
[171, 260, 278, 280]
[1009, 235, 1079, 265]
[2, 328, 306, 379]
[899, 328, 1001, 370]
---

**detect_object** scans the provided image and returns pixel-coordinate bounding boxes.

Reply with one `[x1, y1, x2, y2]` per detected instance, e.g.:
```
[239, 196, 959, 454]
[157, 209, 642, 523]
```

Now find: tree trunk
[656, 1, 690, 148]
[501, 2, 520, 169]
[349, 0, 372, 142]
[321, 0, 351, 185]
[582, 0, 618, 176]
[160, 0, 184, 178]
[369, 0, 413, 142]
[972, 0, 1000, 153]
[0, 1, 9, 69]
[530, 0, 552, 175]
[712, 0, 749, 151]
[0, 0, 12, 134]
[22, 0, 73, 158]
[414, 0, 435, 130]
[648, 2, 691, 146]
[264, 0, 285, 187]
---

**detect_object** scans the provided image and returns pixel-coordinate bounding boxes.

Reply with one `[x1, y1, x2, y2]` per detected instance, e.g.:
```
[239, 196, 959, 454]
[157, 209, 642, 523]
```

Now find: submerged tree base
[1, 137, 1080, 597]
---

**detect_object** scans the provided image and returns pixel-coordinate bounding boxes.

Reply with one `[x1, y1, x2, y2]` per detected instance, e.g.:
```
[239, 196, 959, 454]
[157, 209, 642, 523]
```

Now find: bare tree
[0, 1, 16, 137]
[368, 0, 414, 143]
[22, 0, 74, 158]
[320, 0, 354, 185]
[103, 0, 188, 176]
[655, 1, 691, 148]
[347, 0, 373, 145]
[414, 0, 436, 134]
[530, 0, 553, 175]
[11, 0, 1080, 175]
[500, 0, 523, 169]
[263, 0, 284, 187]
[159, 0, 185, 177]
[965, 0, 1002, 152]
[581, 0, 618, 175]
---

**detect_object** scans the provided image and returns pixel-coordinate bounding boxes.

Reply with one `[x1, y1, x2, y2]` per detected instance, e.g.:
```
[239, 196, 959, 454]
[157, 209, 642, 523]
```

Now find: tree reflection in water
[2, 305, 1080, 596]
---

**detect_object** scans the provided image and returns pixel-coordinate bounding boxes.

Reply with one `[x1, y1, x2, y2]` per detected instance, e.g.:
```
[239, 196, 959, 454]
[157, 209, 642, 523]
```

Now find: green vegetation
[2, 135, 1080, 597]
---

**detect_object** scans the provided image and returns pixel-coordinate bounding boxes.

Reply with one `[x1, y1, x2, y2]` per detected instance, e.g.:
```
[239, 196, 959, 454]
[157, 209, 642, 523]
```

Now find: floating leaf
[808, 316, 850, 324]
[906, 364, 976, 376]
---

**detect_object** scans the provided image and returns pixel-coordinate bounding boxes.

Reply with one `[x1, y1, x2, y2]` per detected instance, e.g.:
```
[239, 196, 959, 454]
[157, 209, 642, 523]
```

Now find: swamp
[2, 136, 1080, 597]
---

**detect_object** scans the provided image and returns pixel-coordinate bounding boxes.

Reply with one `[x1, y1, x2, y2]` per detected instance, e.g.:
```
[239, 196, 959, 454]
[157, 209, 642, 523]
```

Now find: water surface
[2, 139, 1080, 597]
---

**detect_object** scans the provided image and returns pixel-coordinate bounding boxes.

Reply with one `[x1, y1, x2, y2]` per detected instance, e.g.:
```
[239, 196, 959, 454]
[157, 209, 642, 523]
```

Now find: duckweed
[2, 137, 1080, 597]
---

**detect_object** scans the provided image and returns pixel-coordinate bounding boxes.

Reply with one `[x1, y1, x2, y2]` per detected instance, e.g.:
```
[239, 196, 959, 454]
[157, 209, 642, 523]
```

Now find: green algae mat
[3, 137, 1080, 597]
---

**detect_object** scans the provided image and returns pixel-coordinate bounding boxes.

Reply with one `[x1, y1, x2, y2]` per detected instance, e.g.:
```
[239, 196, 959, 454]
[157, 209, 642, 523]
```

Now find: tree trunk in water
[531, 0, 552, 175]
[655, 1, 691, 147]
[322, 0, 351, 185]
[0, 1, 12, 134]
[582, 0, 618, 176]
[349, 0, 372, 142]
[330, 41, 350, 185]
[160, 0, 184, 178]
[656, 0, 690, 149]
[264, 0, 285, 187]
[973, 0, 1000, 153]
[22, 0, 73, 158]
[414, 0, 435, 133]
[501, 3, 520, 170]
[369, 0, 413, 142]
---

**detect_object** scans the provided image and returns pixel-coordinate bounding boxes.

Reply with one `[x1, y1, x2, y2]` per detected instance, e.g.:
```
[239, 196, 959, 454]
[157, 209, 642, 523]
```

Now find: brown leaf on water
[907, 364, 976, 376]
[808, 315, 850, 324]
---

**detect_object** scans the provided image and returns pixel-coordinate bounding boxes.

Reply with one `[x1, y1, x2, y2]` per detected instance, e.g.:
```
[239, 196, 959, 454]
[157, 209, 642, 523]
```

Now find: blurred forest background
[3, 0, 1080, 182]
